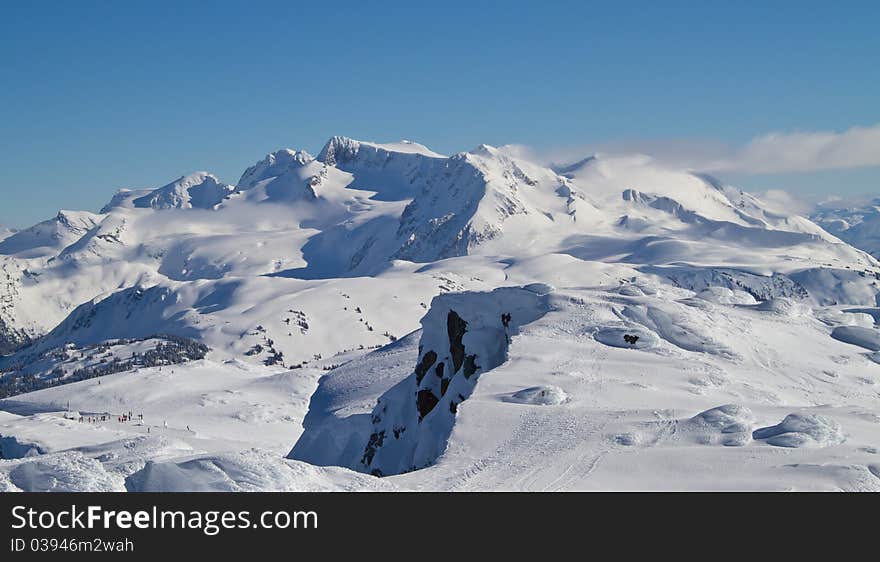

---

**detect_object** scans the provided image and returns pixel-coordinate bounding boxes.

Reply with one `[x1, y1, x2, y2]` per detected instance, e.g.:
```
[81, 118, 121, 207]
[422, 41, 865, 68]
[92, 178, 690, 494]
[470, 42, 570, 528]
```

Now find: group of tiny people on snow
[76, 411, 192, 433]
[77, 411, 141, 424]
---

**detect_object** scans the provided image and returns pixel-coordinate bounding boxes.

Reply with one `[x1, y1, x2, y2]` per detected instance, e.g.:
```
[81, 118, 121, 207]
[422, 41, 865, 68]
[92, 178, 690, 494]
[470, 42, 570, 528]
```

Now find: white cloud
[754, 189, 814, 215]
[498, 139, 730, 170]
[510, 123, 880, 176]
[706, 123, 880, 174]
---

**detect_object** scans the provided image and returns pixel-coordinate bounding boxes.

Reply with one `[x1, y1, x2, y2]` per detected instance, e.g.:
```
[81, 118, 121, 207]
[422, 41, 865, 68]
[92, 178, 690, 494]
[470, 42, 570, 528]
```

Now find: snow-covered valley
[1, 137, 879, 491]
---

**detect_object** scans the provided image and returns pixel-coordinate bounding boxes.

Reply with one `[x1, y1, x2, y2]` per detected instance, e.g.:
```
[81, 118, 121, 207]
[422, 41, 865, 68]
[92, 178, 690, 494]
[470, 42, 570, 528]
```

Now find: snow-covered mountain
[108, 172, 235, 211]
[2, 136, 880, 491]
[810, 197, 880, 259]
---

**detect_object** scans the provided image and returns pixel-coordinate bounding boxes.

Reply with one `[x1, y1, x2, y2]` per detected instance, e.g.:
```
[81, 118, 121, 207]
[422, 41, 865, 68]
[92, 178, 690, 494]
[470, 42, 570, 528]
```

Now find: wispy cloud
[508, 123, 880, 176]
[753, 189, 815, 215]
[706, 123, 880, 174]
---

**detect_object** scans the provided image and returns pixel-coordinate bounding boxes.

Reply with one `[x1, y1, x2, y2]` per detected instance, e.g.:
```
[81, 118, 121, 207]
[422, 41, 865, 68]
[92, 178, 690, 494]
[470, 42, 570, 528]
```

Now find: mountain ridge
[2, 136, 880, 491]
[1, 135, 878, 375]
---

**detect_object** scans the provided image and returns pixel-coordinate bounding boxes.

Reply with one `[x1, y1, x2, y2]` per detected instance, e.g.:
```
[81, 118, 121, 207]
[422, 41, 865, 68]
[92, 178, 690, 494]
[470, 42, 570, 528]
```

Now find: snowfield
[2, 136, 880, 491]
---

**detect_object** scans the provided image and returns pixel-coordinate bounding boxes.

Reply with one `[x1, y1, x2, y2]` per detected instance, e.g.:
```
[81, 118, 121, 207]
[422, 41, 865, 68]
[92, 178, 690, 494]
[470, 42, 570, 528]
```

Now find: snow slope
[0, 359, 393, 491]
[293, 278, 880, 490]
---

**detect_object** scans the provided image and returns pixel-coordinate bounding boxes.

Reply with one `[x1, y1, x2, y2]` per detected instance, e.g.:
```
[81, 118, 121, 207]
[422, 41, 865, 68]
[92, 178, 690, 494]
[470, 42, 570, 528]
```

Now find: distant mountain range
[2, 137, 879, 491]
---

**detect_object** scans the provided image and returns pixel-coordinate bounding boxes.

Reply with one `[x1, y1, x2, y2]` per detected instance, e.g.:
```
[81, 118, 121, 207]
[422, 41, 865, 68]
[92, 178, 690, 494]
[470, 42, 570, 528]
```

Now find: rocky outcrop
[0, 316, 29, 356]
[353, 285, 552, 476]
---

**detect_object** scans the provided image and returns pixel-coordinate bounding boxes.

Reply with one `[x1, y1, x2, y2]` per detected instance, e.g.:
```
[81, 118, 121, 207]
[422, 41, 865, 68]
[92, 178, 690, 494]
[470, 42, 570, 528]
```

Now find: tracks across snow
[429, 407, 612, 492]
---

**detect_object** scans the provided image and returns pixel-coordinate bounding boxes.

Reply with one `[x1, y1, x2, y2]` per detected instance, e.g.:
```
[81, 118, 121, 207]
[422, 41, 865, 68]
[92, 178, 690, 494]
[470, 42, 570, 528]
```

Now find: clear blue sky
[1, 0, 878, 227]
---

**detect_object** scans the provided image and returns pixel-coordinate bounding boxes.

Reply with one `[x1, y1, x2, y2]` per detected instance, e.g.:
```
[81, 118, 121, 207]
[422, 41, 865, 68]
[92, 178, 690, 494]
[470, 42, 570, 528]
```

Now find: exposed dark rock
[416, 389, 439, 421]
[0, 317, 31, 356]
[263, 349, 284, 366]
[434, 362, 444, 378]
[447, 310, 468, 373]
[414, 350, 437, 385]
[361, 430, 386, 466]
[463, 354, 479, 379]
[440, 377, 450, 396]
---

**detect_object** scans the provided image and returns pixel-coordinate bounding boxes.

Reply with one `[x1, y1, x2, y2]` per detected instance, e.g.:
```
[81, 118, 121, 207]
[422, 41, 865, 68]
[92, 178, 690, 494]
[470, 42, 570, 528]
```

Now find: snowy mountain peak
[98, 173, 233, 212]
[469, 143, 500, 157]
[265, 148, 315, 168]
[0, 210, 101, 258]
[236, 150, 315, 191]
[386, 145, 575, 263]
[100, 189, 150, 213]
[318, 135, 444, 167]
[317, 135, 361, 166]
[131, 172, 233, 210]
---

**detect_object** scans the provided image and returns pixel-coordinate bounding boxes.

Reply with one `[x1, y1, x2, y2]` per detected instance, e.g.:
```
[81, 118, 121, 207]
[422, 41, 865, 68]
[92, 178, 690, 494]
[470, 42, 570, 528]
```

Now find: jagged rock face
[316, 139, 554, 267]
[354, 286, 551, 476]
[317, 136, 362, 167]
[0, 316, 29, 356]
[392, 155, 514, 262]
[0, 259, 30, 355]
[317, 136, 441, 170]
